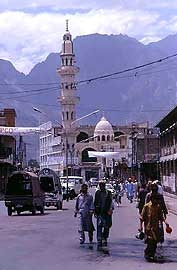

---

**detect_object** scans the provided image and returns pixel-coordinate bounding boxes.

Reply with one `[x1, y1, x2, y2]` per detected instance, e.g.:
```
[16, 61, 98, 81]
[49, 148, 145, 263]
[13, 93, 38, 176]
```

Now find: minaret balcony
[57, 66, 79, 75]
[58, 96, 80, 105]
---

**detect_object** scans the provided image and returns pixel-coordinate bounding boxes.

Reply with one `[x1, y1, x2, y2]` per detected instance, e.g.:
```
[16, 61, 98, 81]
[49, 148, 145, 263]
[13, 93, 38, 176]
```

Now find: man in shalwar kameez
[74, 184, 95, 244]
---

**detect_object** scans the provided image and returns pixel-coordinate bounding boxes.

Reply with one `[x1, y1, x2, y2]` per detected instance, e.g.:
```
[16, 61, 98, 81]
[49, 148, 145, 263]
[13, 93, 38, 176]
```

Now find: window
[102, 135, 105, 141]
[40, 176, 54, 192]
[6, 177, 32, 195]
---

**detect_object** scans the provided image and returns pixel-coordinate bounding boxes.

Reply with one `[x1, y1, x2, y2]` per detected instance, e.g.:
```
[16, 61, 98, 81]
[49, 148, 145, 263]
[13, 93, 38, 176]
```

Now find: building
[0, 108, 17, 192]
[39, 121, 63, 172]
[131, 123, 160, 183]
[156, 106, 177, 194]
[74, 116, 132, 181]
[39, 21, 160, 183]
[57, 20, 80, 178]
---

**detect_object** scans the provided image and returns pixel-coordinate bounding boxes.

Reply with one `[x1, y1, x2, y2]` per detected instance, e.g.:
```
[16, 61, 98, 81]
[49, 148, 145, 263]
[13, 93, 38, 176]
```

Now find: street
[0, 189, 177, 270]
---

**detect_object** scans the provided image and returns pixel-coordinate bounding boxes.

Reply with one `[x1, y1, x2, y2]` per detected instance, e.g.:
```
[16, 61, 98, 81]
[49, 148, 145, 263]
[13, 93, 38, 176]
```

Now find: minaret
[57, 20, 80, 174]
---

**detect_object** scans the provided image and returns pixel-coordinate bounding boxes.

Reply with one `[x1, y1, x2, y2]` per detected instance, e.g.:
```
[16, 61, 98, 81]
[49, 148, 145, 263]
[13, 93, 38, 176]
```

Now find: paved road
[0, 190, 177, 270]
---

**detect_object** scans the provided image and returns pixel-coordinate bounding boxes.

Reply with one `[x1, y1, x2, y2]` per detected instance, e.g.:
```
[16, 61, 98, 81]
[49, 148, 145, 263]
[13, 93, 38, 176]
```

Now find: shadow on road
[111, 238, 177, 264]
[75, 238, 177, 264]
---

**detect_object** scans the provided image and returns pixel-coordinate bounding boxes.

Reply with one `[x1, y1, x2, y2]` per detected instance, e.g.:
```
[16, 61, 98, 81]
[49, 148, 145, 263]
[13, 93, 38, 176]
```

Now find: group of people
[74, 177, 171, 262]
[74, 180, 114, 250]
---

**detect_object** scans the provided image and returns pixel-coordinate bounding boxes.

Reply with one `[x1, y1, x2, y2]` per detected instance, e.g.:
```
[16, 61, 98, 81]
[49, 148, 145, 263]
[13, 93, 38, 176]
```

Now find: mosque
[39, 21, 149, 182]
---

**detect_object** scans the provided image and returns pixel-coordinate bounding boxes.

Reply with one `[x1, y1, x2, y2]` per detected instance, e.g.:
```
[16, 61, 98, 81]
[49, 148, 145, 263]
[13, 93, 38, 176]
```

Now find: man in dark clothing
[137, 183, 148, 214]
[94, 180, 114, 249]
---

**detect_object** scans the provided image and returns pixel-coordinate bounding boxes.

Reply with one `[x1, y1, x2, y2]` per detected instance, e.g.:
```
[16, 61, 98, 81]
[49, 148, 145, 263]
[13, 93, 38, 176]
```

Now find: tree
[28, 159, 39, 169]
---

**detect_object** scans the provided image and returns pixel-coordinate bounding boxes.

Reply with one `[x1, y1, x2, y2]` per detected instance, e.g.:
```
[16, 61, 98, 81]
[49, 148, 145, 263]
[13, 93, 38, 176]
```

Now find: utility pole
[65, 135, 69, 201]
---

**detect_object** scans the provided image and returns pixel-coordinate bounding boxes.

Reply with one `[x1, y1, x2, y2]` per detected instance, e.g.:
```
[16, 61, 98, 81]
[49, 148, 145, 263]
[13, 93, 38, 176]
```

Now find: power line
[0, 52, 177, 89]
[0, 52, 177, 105]
[0, 86, 59, 95]
[0, 87, 59, 100]
[76, 52, 177, 85]
[0, 82, 59, 86]
[98, 65, 177, 82]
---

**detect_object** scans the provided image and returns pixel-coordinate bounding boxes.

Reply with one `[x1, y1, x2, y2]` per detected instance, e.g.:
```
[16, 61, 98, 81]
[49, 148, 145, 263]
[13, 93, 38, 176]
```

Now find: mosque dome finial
[66, 19, 69, 31]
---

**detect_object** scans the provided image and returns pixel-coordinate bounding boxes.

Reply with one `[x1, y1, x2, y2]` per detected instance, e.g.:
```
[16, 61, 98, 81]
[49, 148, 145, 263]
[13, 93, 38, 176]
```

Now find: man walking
[139, 193, 169, 262]
[74, 184, 95, 245]
[145, 182, 168, 243]
[94, 180, 114, 249]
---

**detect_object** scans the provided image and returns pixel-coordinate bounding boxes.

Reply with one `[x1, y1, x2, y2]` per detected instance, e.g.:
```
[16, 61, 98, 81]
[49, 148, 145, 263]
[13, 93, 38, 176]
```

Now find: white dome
[94, 116, 114, 137]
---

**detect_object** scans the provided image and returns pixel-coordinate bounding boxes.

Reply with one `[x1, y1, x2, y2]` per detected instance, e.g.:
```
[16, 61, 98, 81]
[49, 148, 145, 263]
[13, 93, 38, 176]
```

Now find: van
[5, 170, 45, 216]
[60, 176, 84, 199]
[39, 168, 63, 210]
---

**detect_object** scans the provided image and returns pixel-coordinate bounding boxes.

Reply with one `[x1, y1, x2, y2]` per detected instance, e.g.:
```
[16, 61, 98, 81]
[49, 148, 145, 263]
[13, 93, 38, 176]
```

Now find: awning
[88, 151, 120, 158]
[160, 153, 177, 162]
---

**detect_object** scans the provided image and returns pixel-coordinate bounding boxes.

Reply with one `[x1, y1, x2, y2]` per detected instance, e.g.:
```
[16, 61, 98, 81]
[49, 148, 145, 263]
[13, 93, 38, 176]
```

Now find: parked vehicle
[96, 183, 116, 198]
[88, 177, 98, 187]
[60, 176, 84, 199]
[105, 183, 116, 198]
[5, 171, 45, 216]
[39, 168, 63, 210]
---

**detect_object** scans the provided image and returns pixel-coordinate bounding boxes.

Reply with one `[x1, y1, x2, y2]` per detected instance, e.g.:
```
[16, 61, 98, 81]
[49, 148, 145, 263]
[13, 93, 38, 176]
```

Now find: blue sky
[0, 0, 177, 74]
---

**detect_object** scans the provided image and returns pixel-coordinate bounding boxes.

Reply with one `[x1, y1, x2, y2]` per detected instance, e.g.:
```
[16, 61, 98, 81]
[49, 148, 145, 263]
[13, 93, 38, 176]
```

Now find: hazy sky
[1, 0, 177, 74]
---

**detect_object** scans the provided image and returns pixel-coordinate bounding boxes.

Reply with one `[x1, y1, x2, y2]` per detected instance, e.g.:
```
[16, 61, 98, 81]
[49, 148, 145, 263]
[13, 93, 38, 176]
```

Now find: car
[105, 183, 116, 198]
[95, 183, 116, 198]
[89, 178, 98, 187]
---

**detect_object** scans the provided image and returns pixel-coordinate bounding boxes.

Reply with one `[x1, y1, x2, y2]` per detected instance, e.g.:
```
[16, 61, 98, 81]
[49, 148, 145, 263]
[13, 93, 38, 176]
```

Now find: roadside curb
[164, 193, 177, 216]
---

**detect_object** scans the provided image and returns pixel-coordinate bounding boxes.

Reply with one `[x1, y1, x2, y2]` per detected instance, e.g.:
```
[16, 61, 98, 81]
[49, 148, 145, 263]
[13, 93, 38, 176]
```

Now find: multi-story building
[0, 108, 16, 192]
[39, 121, 63, 172]
[156, 106, 177, 194]
[131, 123, 160, 183]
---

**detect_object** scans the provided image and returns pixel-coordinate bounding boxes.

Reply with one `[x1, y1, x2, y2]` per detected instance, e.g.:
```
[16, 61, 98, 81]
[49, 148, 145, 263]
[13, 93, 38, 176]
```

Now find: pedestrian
[132, 179, 138, 199]
[94, 180, 114, 249]
[74, 183, 95, 245]
[114, 180, 124, 206]
[137, 183, 148, 214]
[139, 193, 169, 262]
[152, 180, 163, 194]
[125, 178, 134, 203]
[145, 182, 168, 243]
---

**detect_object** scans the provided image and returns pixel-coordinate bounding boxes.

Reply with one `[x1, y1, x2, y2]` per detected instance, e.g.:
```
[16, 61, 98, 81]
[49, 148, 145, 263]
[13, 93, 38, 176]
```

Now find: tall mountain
[1, 33, 177, 158]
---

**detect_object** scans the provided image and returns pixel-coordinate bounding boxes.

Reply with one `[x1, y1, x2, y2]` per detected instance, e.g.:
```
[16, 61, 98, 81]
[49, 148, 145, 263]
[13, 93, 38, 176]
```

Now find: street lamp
[32, 107, 44, 162]
[32, 107, 56, 169]
[32, 107, 43, 114]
